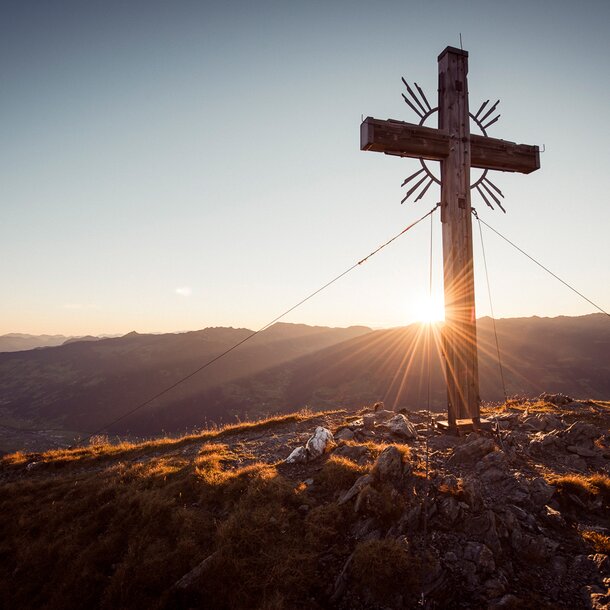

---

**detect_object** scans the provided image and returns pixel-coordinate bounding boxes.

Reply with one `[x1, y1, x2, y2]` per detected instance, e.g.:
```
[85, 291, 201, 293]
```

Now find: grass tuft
[581, 530, 610, 554]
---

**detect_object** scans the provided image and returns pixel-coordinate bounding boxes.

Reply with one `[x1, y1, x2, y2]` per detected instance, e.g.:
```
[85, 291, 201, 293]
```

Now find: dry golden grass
[581, 530, 610, 554]
[0, 415, 367, 610]
[312, 455, 368, 496]
[1, 409, 344, 469]
[548, 473, 610, 504]
[342, 439, 411, 461]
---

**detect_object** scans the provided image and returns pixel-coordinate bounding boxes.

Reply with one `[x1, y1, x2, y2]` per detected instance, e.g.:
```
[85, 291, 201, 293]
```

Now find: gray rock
[371, 445, 405, 484]
[285, 446, 308, 464]
[521, 412, 565, 432]
[334, 427, 355, 442]
[567, 444, 598, 457]
[380, 413, 418, 439]
[338, 474, 373, 505]
[447, 436, 496, 466]
[438, 495, 462, 526]
[463, 509, 501, 555]
[461, 475, 485, 512]
[529, 430, 563, 452]
[334, 443, 370, 463]
[521, 533, 559, 561]
[363, 413, 376, 431]
[527, 477, 555, 509]
[562, 421, 600, 447]
[540, 392, 573, 406]
[463, 541, 495, 574]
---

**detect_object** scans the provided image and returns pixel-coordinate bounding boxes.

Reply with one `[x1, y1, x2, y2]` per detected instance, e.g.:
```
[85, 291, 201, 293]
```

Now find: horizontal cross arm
[360, 116, 540, 174]
[360, 117, 450, 160]
[470, 134, 540, 174]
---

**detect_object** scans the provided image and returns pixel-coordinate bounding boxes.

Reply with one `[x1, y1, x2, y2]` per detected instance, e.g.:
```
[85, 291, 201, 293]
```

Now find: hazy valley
[0, 314, 608, 452]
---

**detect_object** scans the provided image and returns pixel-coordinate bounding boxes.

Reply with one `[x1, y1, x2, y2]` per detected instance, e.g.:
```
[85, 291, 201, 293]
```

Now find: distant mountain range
[0, 315, 608, 450]
[0, 334, 72, 352]
[0, 333, 105, 352]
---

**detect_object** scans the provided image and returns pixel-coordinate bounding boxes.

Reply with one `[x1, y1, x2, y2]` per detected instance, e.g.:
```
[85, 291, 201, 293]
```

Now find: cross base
[436, 417, 493, 435]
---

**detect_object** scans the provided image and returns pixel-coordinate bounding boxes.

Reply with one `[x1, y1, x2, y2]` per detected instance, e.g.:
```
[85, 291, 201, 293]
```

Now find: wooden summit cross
[361, 46, 540, 430]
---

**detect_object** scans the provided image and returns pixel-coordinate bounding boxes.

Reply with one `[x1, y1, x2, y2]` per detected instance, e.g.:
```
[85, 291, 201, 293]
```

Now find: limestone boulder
[305, 426, 335, 459]
[380, 414, 418, 439]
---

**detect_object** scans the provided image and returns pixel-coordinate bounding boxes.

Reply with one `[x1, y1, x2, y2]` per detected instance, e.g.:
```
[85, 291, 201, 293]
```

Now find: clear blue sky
[2, 0, 609, 335]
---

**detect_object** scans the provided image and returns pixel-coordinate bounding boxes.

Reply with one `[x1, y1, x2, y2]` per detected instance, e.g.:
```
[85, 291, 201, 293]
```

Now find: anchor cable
[474, 211, 508, 404]
[78, 204, 440, 446]
[475, 213, 609, 318]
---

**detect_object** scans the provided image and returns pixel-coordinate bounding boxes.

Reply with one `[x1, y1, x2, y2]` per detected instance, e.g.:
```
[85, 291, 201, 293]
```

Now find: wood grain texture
[438, 47, 481, 425]
[360, 118, 539, 174]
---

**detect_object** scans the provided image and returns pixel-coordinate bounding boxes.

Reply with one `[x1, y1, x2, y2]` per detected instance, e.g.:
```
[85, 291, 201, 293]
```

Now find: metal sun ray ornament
[400, 79, 505, 212]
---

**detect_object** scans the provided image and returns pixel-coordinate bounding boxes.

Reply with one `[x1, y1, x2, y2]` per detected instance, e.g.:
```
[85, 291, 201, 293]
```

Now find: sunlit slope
[0, 323, 370, 437]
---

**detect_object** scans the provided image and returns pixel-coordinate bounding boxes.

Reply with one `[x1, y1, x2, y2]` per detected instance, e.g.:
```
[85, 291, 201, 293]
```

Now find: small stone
[338, 474, 373, 505]
[567, 444, 597, 457]
[333, 444, 370, 463]
[334, 427, 355, 441]
[285, 446, 307, 464]
[363, 413, 376, 431]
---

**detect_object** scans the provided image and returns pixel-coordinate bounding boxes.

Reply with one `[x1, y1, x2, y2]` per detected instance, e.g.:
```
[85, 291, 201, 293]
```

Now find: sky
[2, 0, 609, 335]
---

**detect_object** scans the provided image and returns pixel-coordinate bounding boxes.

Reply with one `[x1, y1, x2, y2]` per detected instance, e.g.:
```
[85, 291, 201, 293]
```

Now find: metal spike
[401, 93, 424, 118]
[474, 100, 489, 119]
[476, 185, 495, 210]
[414, 82, 432, 111]
[482, 114, 500, 130]
[480, 180, 506, 212]
[402, 175, 428, 203]
[401, 168, 425, 187]
[483, 177, 504, 198]
[414, 177, 434, 202]
[402, 78, 428, 115]
[480, 100, 500, 123]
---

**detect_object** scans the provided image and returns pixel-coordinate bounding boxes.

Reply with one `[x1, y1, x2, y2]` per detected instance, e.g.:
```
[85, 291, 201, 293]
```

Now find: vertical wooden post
[438, 47, 480, 426]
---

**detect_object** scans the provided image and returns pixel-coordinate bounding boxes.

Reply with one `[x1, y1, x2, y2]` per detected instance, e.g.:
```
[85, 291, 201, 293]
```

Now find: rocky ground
[1, 396, 609, 609]
[171, 395, 610, 608]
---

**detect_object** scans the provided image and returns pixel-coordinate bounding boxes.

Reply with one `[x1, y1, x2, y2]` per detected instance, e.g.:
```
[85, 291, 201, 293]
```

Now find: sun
[413, 294, 445, 324]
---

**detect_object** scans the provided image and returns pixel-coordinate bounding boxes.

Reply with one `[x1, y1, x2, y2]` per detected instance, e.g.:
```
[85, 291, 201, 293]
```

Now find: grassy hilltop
[1, 397, 610, 609]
